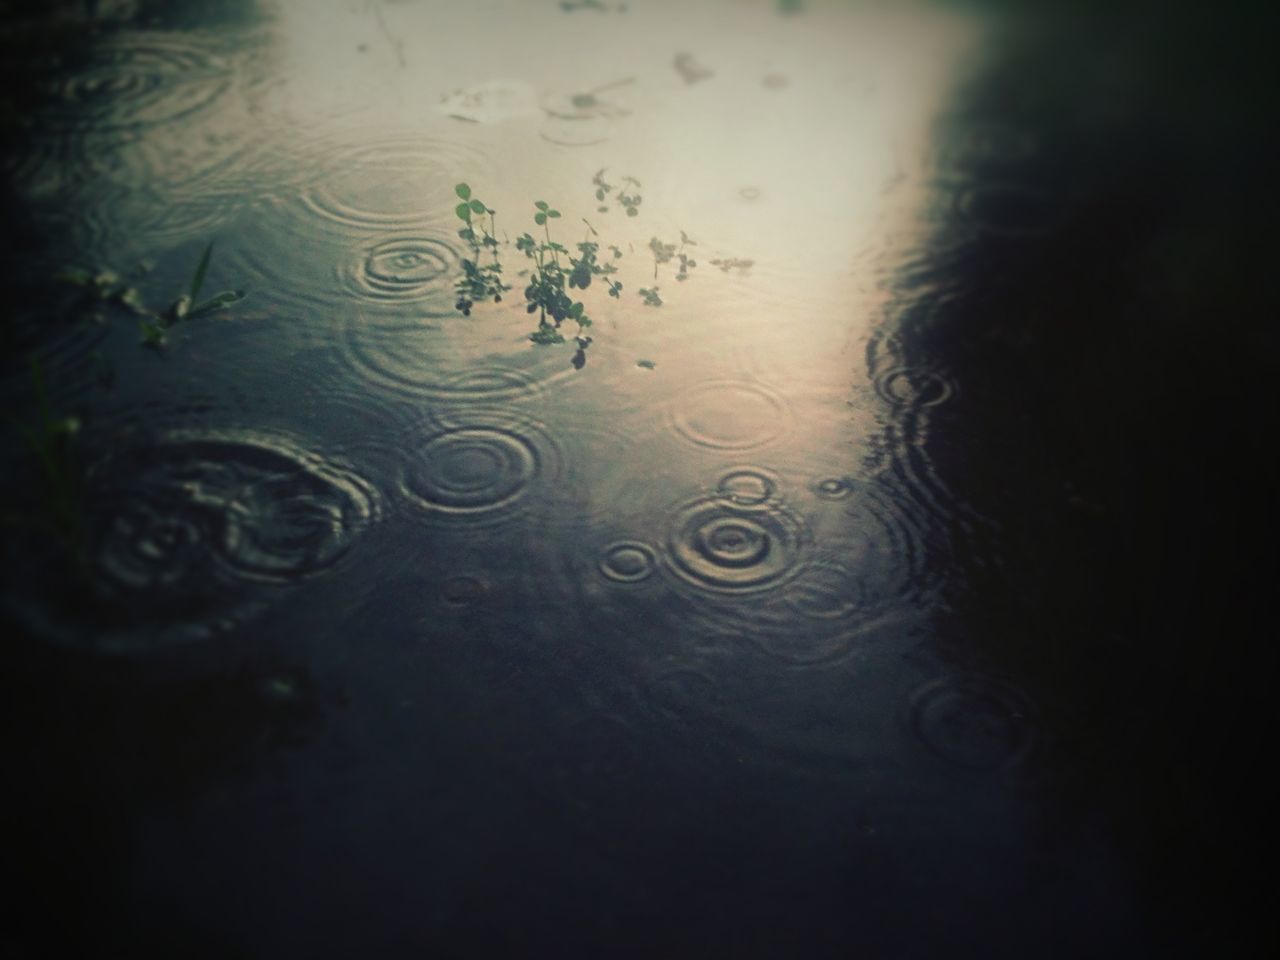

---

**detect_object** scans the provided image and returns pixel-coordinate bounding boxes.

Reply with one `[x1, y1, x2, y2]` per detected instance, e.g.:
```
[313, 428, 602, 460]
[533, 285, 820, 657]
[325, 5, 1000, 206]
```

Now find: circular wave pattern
[539, 115, 613, 147]
[93, 434, 378, 594]
[784, 562, 862, 620]
[340, 313, 572, 402]
[716, 467, 778, 505]
[338, 235, 459, 307]
[298, 137, 488, 234]
[839, 482, 934, 609]
[812, 476, 854, 500]
[669, 380, 789, 451]
[49, 39, 230, 130]
[873, 367, 955, 409]
[440, 366, 547, 403]
[599, 541, 659, 584]
[96, 491, 223, 596]
[398, 421, 557, 522]
[224, 469, 377, 583]
[747, 627, 862, 667]
[667, 498, 805, 594]
[909, 676, 1035, 770]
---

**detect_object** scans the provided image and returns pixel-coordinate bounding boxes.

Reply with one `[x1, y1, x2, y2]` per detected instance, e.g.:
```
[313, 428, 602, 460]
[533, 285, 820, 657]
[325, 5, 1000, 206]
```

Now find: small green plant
[515, 200, 596, 347]
[710, 257, 755, 274]
[142, 242, 245, 346]
[636, 359, 656, 369]
[644, 232, 696, 296]
[453, 183, 508, 315]
[61, 242, 244, 346]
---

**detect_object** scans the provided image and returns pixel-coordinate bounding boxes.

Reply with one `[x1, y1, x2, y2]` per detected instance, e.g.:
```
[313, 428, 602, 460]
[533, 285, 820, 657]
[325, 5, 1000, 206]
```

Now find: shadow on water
[882, 3, 1278, 955]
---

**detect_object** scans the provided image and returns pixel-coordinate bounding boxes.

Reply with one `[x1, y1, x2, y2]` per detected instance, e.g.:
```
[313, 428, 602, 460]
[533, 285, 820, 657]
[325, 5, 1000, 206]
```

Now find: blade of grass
[188, 242, 214, 303]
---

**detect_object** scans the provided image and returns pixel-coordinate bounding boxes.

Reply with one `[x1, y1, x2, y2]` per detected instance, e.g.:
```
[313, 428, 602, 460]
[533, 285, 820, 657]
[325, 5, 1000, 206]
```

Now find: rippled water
[3, 0, 1266, 956]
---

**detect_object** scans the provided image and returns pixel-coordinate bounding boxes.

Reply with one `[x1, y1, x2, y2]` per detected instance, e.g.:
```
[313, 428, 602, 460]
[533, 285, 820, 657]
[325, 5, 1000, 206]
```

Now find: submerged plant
[644, 232, 696, 295]
[592, 168, 642, 216]
[144, 242, 245, 345]
[453, 182, 508, 315]
[710, 256, 755, 274]
[515, 199, 596, 349]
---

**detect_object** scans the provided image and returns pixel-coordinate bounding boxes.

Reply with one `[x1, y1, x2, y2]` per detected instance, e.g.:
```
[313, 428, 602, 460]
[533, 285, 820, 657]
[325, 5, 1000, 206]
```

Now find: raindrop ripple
[667, 498, 806, 594]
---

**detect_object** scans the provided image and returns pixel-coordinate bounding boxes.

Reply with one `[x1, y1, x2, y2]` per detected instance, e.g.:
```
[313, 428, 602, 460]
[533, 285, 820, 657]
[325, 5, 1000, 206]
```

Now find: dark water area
[2, 1, 1276, 957]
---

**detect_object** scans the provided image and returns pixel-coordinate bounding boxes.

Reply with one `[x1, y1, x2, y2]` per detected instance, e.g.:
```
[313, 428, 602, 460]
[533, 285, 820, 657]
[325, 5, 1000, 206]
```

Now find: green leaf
[455, 183, 471, 200]
[469, 199, 485, 214]
[189, 242, 214, 303]
[636, 359, 656, 369]
[547, 209, 561, 218]
[456, 202, 473, 221]
[534, 212, 547, 225]
[569, 302, 584, 320]
[535, 201, 550, 211]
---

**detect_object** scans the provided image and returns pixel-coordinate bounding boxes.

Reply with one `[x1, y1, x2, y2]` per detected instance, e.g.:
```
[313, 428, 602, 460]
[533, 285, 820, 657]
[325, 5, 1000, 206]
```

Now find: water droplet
[716, 467, 778, 505]
[812, 476, 853, 500]
[667, 498, 805, 594]
[874, 367, 955, 409]
[599, 541, 658, 583]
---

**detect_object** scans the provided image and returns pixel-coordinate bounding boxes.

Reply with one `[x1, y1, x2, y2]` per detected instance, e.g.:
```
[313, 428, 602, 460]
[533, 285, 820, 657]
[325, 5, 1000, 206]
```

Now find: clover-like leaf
[535, 201, 550, 211]
[469, 199, 485, 214]
[456, 202, 473, 221]
[455, 183, 472, 200]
